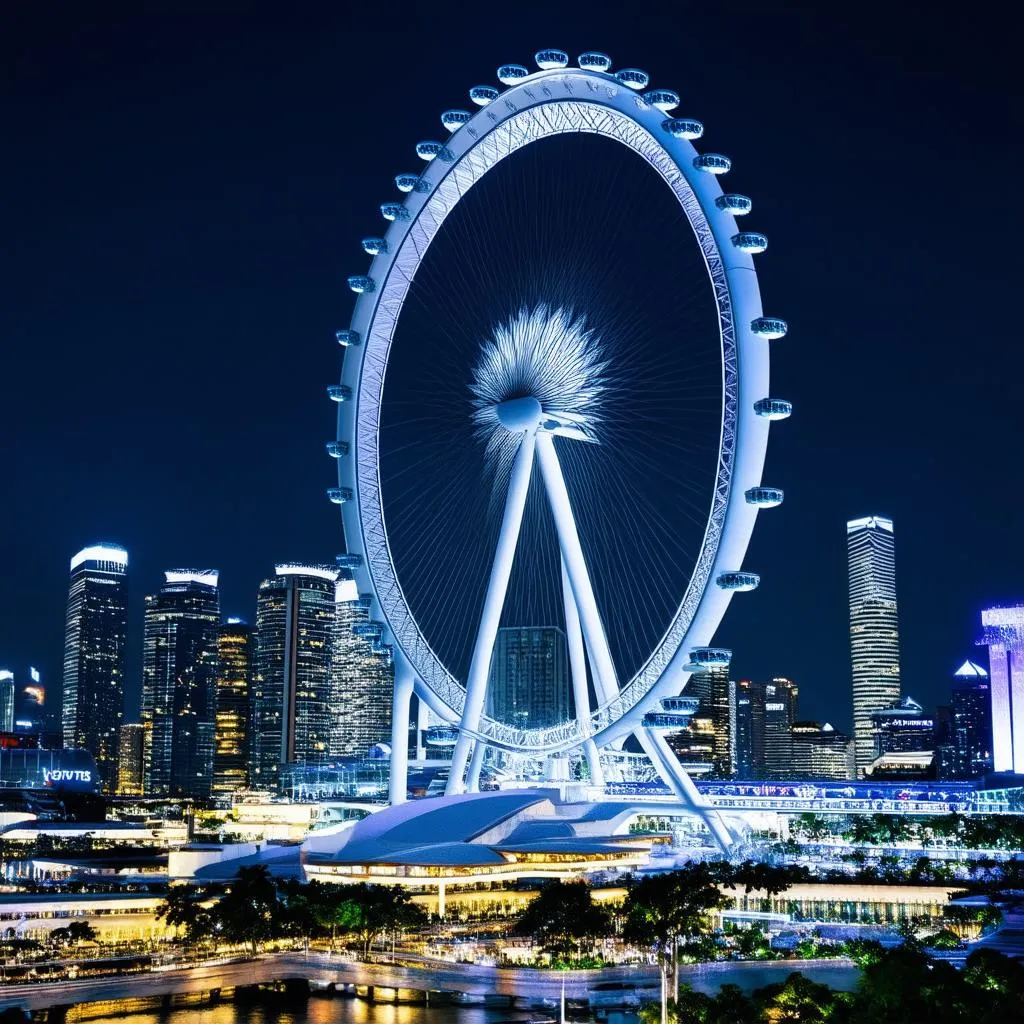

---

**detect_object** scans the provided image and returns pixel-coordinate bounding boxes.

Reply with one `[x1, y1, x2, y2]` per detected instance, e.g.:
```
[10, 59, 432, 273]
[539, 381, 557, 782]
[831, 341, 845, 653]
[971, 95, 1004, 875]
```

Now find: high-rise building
[871, 695, 935, 759]
[682, 666, 734, 777]
[733, 679, 765, 778]
[62, 543, 129, 790]
[0, 671, 14, 733]
[141, 571, 220, 798]
[950, 659, 993, 779]
[979, 606, 1024, 773]
[333, 575, 392, 756]
[251, 564, 337, 791]
[847, 516, 901, 775]
[790, 722, 855, 779]
[117, 723, 144, 797]
[214, 618, 251, 798]
[486, 627, 570, 730]
[762, 677, 799, 779]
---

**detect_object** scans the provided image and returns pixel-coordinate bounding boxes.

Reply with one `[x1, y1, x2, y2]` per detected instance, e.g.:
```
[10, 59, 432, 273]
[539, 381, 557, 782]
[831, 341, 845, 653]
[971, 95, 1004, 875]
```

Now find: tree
[754, 972, 852, 1022]
[512, 880, 611, 958]
[329, 883, 426, 958]
[66, 921, 97, 944]
[213, 865, 284, 954]
[158, 885, 216, 946]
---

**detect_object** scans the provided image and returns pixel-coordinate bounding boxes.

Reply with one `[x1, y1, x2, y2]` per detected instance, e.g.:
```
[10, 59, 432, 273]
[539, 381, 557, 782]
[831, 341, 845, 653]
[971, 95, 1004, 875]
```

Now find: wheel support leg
[562, 557, 604, 787]
[389, 665, 414, 805]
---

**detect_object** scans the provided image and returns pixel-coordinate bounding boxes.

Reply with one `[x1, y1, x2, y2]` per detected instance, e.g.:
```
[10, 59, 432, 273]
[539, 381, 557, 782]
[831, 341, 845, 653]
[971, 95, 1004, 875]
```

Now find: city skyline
[5, 6, 1024, 733]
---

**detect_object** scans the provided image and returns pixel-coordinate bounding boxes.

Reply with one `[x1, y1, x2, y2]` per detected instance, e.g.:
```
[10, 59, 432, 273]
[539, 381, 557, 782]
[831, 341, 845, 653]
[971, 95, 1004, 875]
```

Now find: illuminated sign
[765, 702, 786, 712]
[30, 667, 40, 683]
[44, 769, 92, 785]
[885, 719, 933, 729]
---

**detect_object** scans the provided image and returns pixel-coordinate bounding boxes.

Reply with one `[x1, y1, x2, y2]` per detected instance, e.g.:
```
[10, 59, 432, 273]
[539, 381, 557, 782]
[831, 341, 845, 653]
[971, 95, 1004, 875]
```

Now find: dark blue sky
[3, 2, 1022, 726]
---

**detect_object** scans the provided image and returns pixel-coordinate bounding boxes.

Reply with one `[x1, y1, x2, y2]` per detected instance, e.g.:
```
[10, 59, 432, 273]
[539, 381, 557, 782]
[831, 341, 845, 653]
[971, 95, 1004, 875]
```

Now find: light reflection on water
[87, 1002, 510, 1024]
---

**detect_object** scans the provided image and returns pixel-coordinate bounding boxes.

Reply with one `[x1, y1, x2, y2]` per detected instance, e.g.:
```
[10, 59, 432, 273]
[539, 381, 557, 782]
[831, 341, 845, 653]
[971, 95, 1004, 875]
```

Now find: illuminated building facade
[762, 677, 799, 779]
[62, 543, 129, 791]
[251, 564, 337, 790]
[117, 722, 144, 797]
[332, 575, 392, 756]
[0, 672, 13, 733]
[950, 659, 993, 778]
[486, 627, 569, 730]
[790, 722, 855, 779]
[141, 571, 220, 798]
[733, 679, 764, 778]
[214, 618, 251, 798]
[980, 605, 1024, 773]
[848, 516, 901, 775]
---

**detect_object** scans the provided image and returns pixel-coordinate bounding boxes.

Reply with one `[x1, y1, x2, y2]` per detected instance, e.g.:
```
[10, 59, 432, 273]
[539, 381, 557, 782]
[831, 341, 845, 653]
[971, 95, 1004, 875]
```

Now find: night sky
[4, 3, 1022, 727]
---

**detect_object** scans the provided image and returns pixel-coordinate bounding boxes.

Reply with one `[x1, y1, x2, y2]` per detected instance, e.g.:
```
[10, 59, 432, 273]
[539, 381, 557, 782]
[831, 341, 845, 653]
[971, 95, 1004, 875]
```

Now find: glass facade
[116, 722, 144, 797]
[251, 565, 337, 790]
[213, 620, 251, 798]
[979, 606, 1024, 773]
[486, 626, 569, 730]
[140, 572, 220, 798]
[62, 544, 128, 792]
[762, 677, 799, 779]
[951, 660, 993, 778]
[332, 576, 392, 757]
[847, 516, 901, 776]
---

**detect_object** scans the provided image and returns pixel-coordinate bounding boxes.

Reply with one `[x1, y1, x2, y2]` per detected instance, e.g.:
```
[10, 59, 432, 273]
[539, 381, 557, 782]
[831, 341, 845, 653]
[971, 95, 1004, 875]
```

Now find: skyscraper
[950, 659, 993, 779]
[790, 722, 855, 779]
[762, 677, 799, 778]
[141, 571, 220, 798]
[117, 723, 144, 797]
[979, 606, 1024, 773]
[486, 626, 570, 730]
[62, 543, 129, 790]
[251, 564, 337, 790]
[848, 516, 901, 775]
[733, 679, 765, 778]
[214, 618, 251, 798]
[333, 575, 392, 756]
[684, 666, 734, 777]
[0, 671, 14, 732]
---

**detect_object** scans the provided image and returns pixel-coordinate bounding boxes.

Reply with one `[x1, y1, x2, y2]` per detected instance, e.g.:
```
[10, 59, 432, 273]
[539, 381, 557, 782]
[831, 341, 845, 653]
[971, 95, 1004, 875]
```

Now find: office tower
[681, 666, 734, 777]
[141, 571, 220, 798]
[62, 543, 129, 790]
[950, 659, 993, 778]
[790, 722, 856, 779]
[733, 679, 765, 778]
[979, 606, 1024, 773]
[871, 696, 934, 759]
[486, 626, 570, 730]
[213, 618, 251, 798]
[0, 671, 14, 732]
[333, 575, 393, 756]
[116, 723, 144, 796]
[762, 677, 799, 778]
[847, 516, 901, 775]
[251, 564, 337, 790]
[13, 667, 53, 741]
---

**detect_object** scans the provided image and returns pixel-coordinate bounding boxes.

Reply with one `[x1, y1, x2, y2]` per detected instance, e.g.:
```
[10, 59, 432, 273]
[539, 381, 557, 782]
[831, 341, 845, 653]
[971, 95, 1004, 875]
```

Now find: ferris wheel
[328, 50, 790, 841]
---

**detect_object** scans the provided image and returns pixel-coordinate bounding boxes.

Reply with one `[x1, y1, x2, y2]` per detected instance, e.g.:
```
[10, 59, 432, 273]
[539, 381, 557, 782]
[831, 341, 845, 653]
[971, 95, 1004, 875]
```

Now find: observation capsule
[327, 487, 353, 505]
[497, 63, 529, 84]
[662, 696, 700, 715]
[380, 202, 409, 222]
[693, 153, 731, 174]
[361, 237, 387, 256]
[394, 173, 424, 193]
[716, 571, 760, 592]
[733, 232, 768, 254]
[327, 384, 352, 403]
[745, 486, 784, 508]
[753, 398, 793, 420]
[577, 51, 612, 72]
[415, 141, 450, 162]
[347, 275, 375, 294]
[662, 117, 703, 140]
[643, 712, 693, 730]
[325, 441, 349, 458]
[441, 109, 472, 132]
[535, 49, 568, 70]
[645, 89, 679, 112]
[424, 725, 459, 748]
[469, 85, 499, 106]
[335, 553, 363, 570]
[715, 193, 752, 216]
[750, 316, 788, 339]
[615, 68, 649, 89]
[335, 329, 361, 347]
[689, 647, 732, 668]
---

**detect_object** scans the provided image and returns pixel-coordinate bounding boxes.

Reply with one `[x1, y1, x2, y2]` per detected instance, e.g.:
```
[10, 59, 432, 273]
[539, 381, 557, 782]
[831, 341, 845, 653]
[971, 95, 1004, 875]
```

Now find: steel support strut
[389, 664, 415, 805]
[562, 557, 604, 786]
[446, 431, 537, 795]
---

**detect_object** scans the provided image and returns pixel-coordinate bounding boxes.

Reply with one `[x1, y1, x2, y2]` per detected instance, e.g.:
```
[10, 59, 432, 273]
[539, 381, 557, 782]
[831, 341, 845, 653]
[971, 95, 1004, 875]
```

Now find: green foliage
[512, 879, 611, 955]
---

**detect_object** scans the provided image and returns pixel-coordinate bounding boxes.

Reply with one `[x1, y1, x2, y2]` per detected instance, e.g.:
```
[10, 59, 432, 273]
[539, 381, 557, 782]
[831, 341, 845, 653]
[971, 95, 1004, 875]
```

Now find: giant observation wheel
[328, 51, 791, 834]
